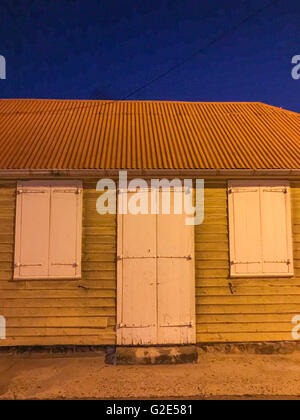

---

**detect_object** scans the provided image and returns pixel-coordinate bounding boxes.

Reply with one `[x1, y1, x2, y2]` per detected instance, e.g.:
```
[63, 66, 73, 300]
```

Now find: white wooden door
[117, 190, 157, 345]
[157, 189, 195, 344]
[117, 188, 195, 345]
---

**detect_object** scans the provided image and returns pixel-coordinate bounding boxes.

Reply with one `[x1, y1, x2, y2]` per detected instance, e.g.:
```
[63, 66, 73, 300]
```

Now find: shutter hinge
[14, 263, 42, 267]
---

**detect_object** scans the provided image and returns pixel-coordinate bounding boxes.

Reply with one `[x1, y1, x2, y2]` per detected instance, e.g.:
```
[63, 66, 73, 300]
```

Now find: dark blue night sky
[0, 0, 299, 112]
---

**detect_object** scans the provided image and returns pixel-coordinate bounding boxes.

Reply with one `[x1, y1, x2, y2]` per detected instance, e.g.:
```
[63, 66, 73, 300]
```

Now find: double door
[117, 189, 195, 345]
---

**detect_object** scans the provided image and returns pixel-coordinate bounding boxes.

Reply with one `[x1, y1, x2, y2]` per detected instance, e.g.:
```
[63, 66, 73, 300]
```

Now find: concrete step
[106, 345, 198, 365]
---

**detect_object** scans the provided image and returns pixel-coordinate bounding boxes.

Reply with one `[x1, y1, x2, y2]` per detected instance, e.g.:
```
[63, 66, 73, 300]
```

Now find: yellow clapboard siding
[3, 179, 300, 346]
[196, 303, 300, 314]
[196, 268, 229, 278]
[196, 332, 296, 343]
[0, 335, 116, 346]
[0, 225, 14, 234]
[82, 253, 116, 262]
[5, 317, 108, 328]
[84, 227, 115, 235]
[82, 235, 115, 244]
[294, 260, 300, 268]
[203, 197, 227, 207]
[195, 241, 228, 251]
[196, 278, 300, 287]
[196, 295, 300, 305]
[0, 289, 116, 298]
[81, 271, 116, 280]
[197, 322, 296, 333]
[195, 226, 228, 235]
[1, 307, 115, 317]
[0, 262, 13, 270]
[195, 234, 228, 243]
[5, 327, 112, 337]
[195, 260, 228, 269]
[26, 280, 116, 290]
[83, 218, 116, 228]
[0, 244, 13, 253]
[196, 286, 300, 296]
[0, 298, 116, 308]
[195, 250, 228, 260]
[0, 183, 117, 346]
[0, 280, 26, 289]
[0, 253, 13, 262]
[0, 234, 14, 244]
[82, 261, 115, 271]
[84, 243, 116, 252]
[197, 314, 299, 323]
[0, 272, 13, 280]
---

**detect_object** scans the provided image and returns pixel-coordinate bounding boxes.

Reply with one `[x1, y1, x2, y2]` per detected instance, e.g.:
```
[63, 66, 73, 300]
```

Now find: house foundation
[106, 346, 198, 365]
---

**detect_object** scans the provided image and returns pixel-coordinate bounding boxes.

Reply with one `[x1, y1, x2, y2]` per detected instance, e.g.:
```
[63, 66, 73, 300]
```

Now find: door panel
[157, 258, 195, 344]
[119, 259, 157, 345]
[157, 213, 193, 257]
[122, 191, 156, 258]
[157, 190, 192, 257]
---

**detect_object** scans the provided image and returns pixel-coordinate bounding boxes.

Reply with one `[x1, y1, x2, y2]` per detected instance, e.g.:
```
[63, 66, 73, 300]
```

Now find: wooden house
[0, 99, 300, 346]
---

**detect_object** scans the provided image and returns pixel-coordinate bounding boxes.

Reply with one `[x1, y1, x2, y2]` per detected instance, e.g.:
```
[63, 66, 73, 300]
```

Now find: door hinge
[14, 263, 42, 267]
[117, 323, 154, 329]
[160, 321, 193, 328]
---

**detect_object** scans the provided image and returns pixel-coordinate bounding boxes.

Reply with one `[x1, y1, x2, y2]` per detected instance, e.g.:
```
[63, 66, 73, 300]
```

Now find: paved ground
[1, 350, 300, 399]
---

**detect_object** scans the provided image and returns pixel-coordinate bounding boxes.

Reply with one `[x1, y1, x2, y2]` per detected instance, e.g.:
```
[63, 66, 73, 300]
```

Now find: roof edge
[1, 169, 300, 179]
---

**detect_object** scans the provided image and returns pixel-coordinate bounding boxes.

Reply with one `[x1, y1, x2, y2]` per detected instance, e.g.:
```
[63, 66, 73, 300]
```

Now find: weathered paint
[2, 177, 300, 346]
[117, 189, 195, 345]
[195, 180, 300, 343]
[0, 180, 116, 346]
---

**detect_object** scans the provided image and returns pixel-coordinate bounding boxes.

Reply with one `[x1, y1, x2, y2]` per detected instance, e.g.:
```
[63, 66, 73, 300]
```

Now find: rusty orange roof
[0, 99, 299, 170]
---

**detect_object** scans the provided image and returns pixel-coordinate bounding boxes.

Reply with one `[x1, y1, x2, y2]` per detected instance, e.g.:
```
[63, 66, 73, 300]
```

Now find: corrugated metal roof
[0, 99, 299, 170]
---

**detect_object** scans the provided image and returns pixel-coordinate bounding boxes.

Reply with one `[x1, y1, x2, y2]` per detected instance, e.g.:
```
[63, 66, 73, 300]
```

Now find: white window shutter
[260, 183, 293, 275]
[48, 183, 82, 278]
[14, 183, 50, 278]
[228, 182, 262, 276]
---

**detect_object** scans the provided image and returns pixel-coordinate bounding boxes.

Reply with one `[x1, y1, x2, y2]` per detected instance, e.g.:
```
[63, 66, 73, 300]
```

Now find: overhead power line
[122, 0, 280, 100]
[0, 0, 280, 116]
